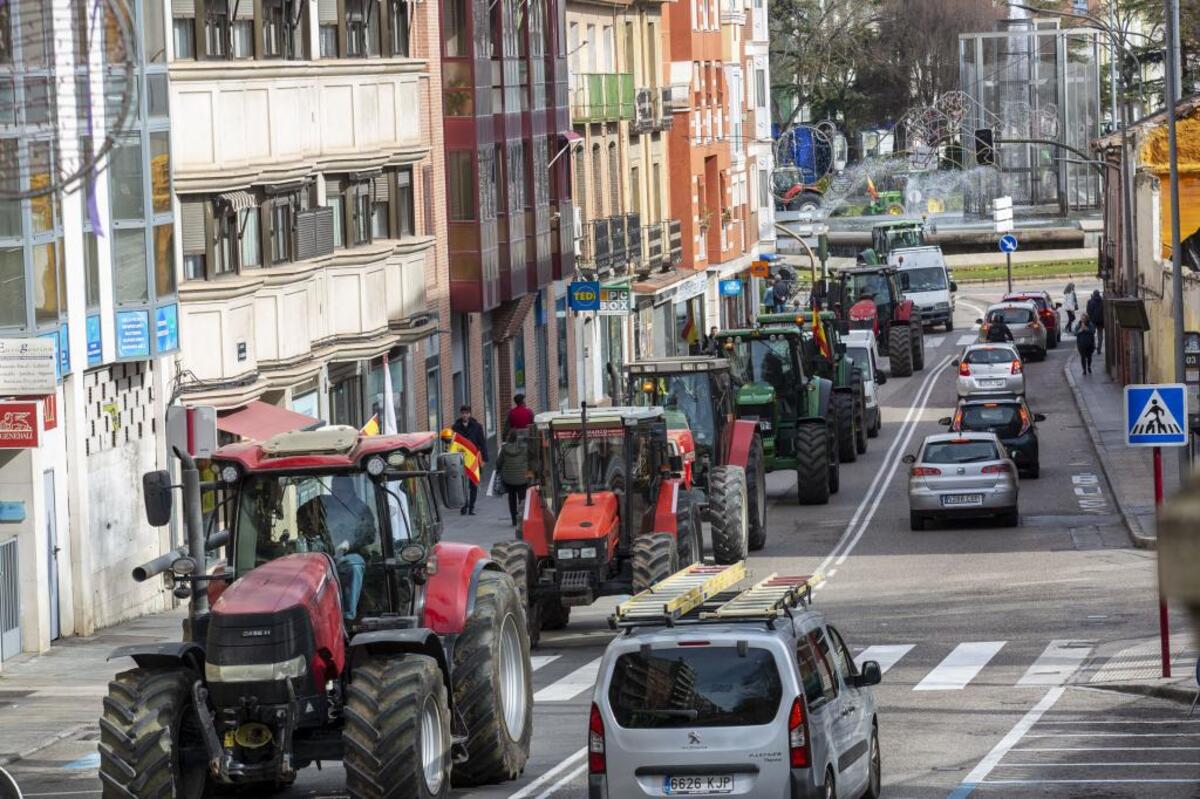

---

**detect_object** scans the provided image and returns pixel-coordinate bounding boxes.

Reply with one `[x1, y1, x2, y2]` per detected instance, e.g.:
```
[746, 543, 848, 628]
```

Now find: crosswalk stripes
[955, 333, 980, 347]
[925, 336, 946, 349]
[530, 654, 561, 672]
[913, 641, 1006, 691]
[534, 657, 602, 702]
[1016, 640, 1093, 686]
[854, 644, 915, 675]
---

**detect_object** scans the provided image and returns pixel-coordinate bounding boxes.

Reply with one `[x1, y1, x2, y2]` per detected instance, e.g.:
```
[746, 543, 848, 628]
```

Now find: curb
[0, 721, 91, 768]
[955, 271, 1098, 286]
[1088, 681, 1196, 706]
[1062, 360, 1157, 549]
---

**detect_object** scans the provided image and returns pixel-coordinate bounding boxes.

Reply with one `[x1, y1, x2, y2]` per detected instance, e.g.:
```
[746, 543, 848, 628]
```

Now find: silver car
[954, 343, 1025, 397]
[590, 613, 882, 798]
[904, 432, 1019, 530]
[976, 301, 1047, 361]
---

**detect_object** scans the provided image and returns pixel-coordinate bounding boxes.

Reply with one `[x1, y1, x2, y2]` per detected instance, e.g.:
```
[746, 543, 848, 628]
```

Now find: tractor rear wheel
[912, 326, 926, 371]
[834, 390, 858, 463]
[490, 540, 541, 648]
[676, 491, 703, 567]
[851, 371, 868, 455]
[745, 435, 768, 551]
[708, 466, 748, 564]
[98, 667, 209, 799]
[344, 655, 451, 799]
[795, 421, 831, 505]
[888, 324, 914, 377]
[452, 570, 532, 787]
[632, 533, 679, 592]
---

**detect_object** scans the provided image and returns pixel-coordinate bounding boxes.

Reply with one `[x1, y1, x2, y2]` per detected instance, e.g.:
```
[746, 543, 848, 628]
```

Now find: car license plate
[942, 494, 983, 506]
[664, 775, 734, 795]
[980, 379, 1005, 388]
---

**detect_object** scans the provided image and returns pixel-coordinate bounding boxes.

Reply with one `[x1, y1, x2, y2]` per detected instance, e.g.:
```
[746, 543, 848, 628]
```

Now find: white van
[843, 329, 885, 437]
[888, 246, 956, 332]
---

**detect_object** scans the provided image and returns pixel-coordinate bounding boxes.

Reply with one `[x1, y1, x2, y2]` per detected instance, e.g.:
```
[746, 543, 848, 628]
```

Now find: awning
[216, 190, 257, 212]
[216, 400, 319, 441]
[560, 130, 583, 144]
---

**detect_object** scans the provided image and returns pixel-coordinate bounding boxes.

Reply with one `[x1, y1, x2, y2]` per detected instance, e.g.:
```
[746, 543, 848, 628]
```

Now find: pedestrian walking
[496, 430, 531, 526]
[1062, 282, 1078, 333]
[506, 393, 534, 435]
[451, 405, 488, 515]
[1075, 313, 1096, 374]
[1086, 290, 1104, 354]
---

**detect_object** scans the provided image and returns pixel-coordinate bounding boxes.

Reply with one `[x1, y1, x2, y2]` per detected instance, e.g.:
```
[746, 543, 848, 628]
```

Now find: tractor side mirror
[856, 660, 883, 687]
[142, 470, 174, 527]
[437, 452, 467, 510]
[898, 273, 910, 290]
[938, 417, 952, 426]
[901, 454, 916, 464]
[1034, 413, 1047, 422]
[876, 370, 887, 385]
[951, 359, 960, 367]
[949, 280, 958, 293]
[669, 455, 683, 472]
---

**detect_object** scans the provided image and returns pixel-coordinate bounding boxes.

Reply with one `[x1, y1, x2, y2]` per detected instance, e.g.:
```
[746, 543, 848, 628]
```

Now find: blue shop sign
[59, 323, 69, 374]
[117, 310, 151, 359]
[568, 281, 601, 312]
[38, 330, 61, 381]
[720, 279, 743, 297]
[156, 304, 179, 354]
[86, 314, 102, 366]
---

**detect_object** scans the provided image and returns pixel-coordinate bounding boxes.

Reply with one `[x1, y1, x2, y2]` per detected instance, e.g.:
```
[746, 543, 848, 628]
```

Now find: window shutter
[314, 206, 335, 255]
[324, 174, 341, 194]
[172, 0, 196, 17]
[181, 199, 206, 254]
[295, 207, 335, 261]
[422, 165, 433, 236]
[231, 0, 254, 20]
[318, 0, 338, 24]
[373, 174, 391, 203]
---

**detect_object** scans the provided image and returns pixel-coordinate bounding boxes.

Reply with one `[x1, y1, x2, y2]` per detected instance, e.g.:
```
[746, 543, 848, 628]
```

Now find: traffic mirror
[438, 452, 467, 510]
[142, 470, 173, 527]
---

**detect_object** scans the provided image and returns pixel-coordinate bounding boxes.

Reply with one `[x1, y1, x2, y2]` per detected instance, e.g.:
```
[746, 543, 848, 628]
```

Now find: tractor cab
[719, 327, 808, 432]
[871, 219, 926, 259]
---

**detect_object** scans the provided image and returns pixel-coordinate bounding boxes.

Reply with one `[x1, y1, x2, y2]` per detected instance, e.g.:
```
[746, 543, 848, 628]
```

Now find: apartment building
[170, 0, 451, 437]
[565, 0, 677, 403]
[438, 0, 575, 441]
[0, 0, 179, 667]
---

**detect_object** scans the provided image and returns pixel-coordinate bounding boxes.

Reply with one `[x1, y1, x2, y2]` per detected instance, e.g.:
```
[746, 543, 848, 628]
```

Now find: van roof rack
[610, 562, 818, 630]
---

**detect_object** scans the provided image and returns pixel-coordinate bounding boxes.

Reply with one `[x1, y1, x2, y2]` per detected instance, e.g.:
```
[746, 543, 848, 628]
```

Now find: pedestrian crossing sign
[1124, 383, 1188, 447]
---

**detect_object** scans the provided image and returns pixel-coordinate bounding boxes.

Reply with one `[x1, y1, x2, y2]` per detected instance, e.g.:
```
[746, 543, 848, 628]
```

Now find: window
[110, 137, 145, 221]
[755, 68, 766, 108]
[31, 242, 59, 325]
[173, 11, 196, 59]
[448, 151, 474, 221]
[0, 247, 23, 328]
[388, 0, 410, 56]
[145, 0, 167, 62]
[586, 24, 596, 71]
[204, 0, 229, 57]
[395, 167, 414, 237]
[350, 182, 371, 245]
[346, 0, 379, 57]
[808, 630, 840, 700]
[262, 0, 300, 58]
[0, 3, 11, 64]
[652, 162, 661, 222]
[368, 174, 391, 240]
[444, 0, 467, 56]
[827, 626, 858, 681]
[238, 208, 261, 267]
[84, 233, 101, 307]
[759, 167, 769, 208]
[590, 144, 603, 217]
[266, 196, 293, 264]
[154, 224, 176, 297]
[326, 190, 345, 247]
[113, 229, 149, 303]
[20, 2, 50, 67]
[150, 132, 171, 215]
[607, 142, 619, 214]
[630, 166, 640, 215]
[319, 0, 338, 57]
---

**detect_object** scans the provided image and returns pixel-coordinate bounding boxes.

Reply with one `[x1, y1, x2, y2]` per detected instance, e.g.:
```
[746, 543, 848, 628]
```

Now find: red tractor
[827, 264, 927, 377]
[101, 425, 532, 798]
[491, 406, 700, 645]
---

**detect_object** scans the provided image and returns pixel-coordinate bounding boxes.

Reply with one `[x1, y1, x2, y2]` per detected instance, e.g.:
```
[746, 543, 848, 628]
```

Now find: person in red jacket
[506, 394, 535, 435]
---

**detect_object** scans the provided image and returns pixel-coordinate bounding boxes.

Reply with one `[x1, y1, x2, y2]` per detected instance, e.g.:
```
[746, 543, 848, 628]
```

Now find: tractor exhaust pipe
[581, 401, 592, 507]
[132, 547, 188, 583]
[175, 447, 210, 617]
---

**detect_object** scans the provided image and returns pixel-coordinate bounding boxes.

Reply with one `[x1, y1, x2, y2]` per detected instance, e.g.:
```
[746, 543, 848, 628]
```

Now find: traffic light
[974, 128, 995, 167]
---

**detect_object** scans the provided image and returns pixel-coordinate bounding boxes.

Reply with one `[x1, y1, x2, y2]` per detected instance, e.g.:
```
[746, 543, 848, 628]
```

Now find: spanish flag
[361, 415, 381, 436]
[681, 313, 699, 345]
[812, 298, 832, 360]
[441, 428, 483, 485]
[866, 175, 879, 202]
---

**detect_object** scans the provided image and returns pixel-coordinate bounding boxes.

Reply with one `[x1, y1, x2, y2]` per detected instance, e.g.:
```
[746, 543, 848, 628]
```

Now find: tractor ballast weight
[625, 357, 767, 552]
[491, 405, 701, 646]
[716, 326, 841, 505]
[104, 427, 532, 798]
[824, 264, 927, 378]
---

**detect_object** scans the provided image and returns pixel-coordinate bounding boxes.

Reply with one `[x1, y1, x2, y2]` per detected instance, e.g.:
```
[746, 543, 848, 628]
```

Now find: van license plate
[942, 494, 983, 506]
[664, 775, 734, 795]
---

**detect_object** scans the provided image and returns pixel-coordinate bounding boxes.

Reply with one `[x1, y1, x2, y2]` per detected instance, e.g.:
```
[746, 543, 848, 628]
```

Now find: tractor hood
[554, 492, 620, 542]
[736, 382, 776, 406]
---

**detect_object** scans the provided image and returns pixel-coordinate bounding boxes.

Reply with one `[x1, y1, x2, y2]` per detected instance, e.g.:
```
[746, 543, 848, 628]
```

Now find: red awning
[216, 401, 319, 441]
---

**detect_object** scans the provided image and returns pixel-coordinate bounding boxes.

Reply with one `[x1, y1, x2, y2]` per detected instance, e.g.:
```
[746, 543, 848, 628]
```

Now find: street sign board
[567, 281, 600, 312]
[166, 405, 218, 459]
[750, 260, 770, 278]
[994, 220, 1014, 234]
[720, 279, 743, 297]
[1124, 384, 1188, 447]
[993, 196, 1012, 210]
[0, 402, 39, 449]
[998, 234, 1018, 253]
[0, 338, 56, 395]
[597, 284, 631, 316]
[992, 207, 1013, 222]
[1184, 331, 1200, 384]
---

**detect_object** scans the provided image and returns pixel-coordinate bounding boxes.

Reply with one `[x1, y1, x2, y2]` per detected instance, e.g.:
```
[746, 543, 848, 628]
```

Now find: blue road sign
[567, 281, 601, 312]
[998, 234, 1018, 253]
[1125, 383, 1188, 447]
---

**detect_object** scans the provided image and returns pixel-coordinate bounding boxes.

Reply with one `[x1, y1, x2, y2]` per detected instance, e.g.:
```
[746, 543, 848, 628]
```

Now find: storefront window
[0, 246, 24, 328]
[113, 229, 149, 303]
[555, 296, 570, 410]
[675, 297, 704, 355]
[600, 316, 623, 400]
[331, 371, 363, 428]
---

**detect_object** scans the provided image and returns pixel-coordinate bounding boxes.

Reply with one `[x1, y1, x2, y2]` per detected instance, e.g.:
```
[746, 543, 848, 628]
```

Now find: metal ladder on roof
[613, 562, 747, 624]
[701, 574, 815, 620]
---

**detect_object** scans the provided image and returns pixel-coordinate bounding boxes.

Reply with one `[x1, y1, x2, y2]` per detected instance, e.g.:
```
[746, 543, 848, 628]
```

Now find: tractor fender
[893, 298, 918, 324]
[651, 478, 684, 535]
[347, 628, 454, 712]
[423, 541, 494, 635]
[519, 486, 555, 558]
[803, 377, 835, 420]
[108, 642, 205, 673]
[725, 419, 759, 470]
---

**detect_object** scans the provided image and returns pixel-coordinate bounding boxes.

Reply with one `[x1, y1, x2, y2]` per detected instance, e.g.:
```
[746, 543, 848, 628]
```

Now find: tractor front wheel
[745, 435, 768, 551]
[676, 491, 703, 567]
[708, 466, 749, 564]
[98, 667, 210, 799]
[452, 570, 533, 786]
[888, 324, 914, 377]
[490, 540, 541, 648]
[632, 533, 679, 592]
[833, 390, 858, 463]
[795, 420, 832, 505]
[344, 655, 451, 799]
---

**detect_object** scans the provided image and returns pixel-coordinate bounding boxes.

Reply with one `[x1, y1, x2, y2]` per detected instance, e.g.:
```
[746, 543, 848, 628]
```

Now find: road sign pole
[1006, 252, 1012, 294]
[1153, 445, 1171, 678]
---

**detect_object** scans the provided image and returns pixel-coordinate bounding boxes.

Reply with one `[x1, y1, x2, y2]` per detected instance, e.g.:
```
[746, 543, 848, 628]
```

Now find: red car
[1003, 291, 1062, 348]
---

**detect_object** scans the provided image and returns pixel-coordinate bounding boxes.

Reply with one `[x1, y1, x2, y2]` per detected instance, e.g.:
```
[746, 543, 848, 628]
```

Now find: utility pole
[1164, 0, 1188, 487]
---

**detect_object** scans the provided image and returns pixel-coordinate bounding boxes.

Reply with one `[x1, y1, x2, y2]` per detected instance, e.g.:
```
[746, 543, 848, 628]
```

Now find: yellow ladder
[701, 573, 815, 620]
[614, 562, 747, 623]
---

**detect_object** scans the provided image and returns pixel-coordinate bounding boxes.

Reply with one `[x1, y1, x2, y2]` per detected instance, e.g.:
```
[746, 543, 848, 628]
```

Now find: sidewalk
[1064, 356, 1182, 547]
[440, 467, 524, 549]
[1085, 633, 1199, 706]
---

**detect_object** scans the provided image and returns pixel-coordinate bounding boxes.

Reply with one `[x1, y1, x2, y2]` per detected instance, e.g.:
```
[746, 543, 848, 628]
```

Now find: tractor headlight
[365, 456, 386, 477]
[219, 464, 240, 484]
[205, 654, 308, 683]
[578, 547, 598, 559]
[387, 451, 407, 468]
[557, 548, 578, 560]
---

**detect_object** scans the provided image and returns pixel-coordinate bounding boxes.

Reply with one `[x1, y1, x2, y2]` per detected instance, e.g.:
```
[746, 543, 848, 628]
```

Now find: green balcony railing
[572, 73, 635, 123]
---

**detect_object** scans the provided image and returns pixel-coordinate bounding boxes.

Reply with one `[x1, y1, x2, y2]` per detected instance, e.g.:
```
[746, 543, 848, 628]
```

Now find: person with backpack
[1075, 312, 1096, 374]
[495, 430, 531, 526]
[1086, 290, 1104, 354]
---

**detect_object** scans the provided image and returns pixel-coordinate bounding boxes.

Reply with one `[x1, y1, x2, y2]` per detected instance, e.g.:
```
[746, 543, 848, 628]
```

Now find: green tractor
[716, 326, 841, 505]
[867, 219, 926, 262]
[757, 310, 868, 463]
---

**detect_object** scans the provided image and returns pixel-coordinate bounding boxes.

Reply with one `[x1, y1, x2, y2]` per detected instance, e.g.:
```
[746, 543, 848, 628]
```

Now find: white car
[954, 343, 1025, 398]
[844, 328, 886, 437]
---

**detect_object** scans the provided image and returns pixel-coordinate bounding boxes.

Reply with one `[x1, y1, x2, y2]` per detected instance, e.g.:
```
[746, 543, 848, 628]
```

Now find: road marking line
[999, 762, 1200, 767]
[955, 334, 978, 346]
[534, 658, 602, 702]
[1025, 732, 1200, 737]
[63, 752, 100, 770]
[507, 748, 587, 799]
[1029, 720, 1200, 725]
[531, 761, 588, 798]
[854, 644, 914, 674]
[945, 685, 1066, 799]
[531, 655, 561, 672]
[925, 336, 946, 348]
[22, 793, 101, 798]
[914, 641, 1005, 691]
[1012, 747, 1200, 751]
[979, 779, 1200, 785]
[1015, 640, 1093, 686]
[827, 355, 954, 569]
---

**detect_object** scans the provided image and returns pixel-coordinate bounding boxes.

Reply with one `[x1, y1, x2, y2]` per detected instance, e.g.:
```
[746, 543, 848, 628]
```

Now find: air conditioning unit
[662, 84, 689, 113]
[634, 88, 654, 131]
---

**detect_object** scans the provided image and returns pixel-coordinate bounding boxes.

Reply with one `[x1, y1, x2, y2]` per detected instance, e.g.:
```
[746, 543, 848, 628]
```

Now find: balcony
[635, 218, 683, 278]
[572, 73, 635, 124]
[631, 88, 675, 134]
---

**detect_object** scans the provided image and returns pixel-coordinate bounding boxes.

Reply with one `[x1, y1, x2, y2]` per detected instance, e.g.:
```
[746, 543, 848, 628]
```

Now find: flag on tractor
[866, 175, 879, 202]
[441, 429, 482, 485]
[361, 415, 381, 435]
[812, 298, 832, 360]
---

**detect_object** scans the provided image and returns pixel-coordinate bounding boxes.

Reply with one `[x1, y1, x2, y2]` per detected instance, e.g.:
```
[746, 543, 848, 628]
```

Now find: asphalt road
[10, 279, 1199, 799]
